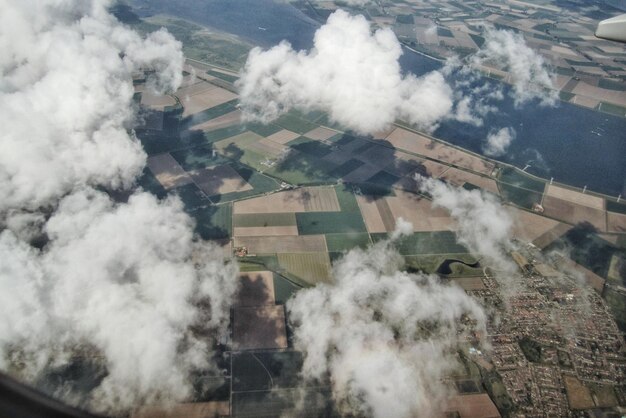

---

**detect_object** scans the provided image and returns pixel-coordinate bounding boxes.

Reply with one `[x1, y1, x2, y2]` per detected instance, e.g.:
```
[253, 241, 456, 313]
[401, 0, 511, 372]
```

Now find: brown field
[563, 375, 594, 410]
[133, 401, 229, 418]
[214, 131, 265, 153]
[233, 235, 327, 253]
[542, 195, 607, 231]
[534, 263, 561, 278]
[384, 128, 494, 174]
[508, 207, 562, 242]
[386, 191, 457, 232]
[532, 223, 573, 249]
[140, 90, 177, 109]
[546, 185, 605, 210]
[190, 109, 241, 132]
[608, 212, 626, 233]
[356, 195, 388, 233]
[277, 252, 332, 285]
[175, 80, 215, 99]
[439, 167, 499, 194]
[302, 187, 340, 211]
[146, 153, 193, 189]
[452, 277, 486, 291]
[179, 83, 237, 117]
[246, 138, 288, 157]
[233, 226, 299, 237]
[412, 160, 450, 179]
[233, 305, 288, 350]
[303, 126, 337, 141]
[236, 271, 275, 307]
[188, 164, 252, 197]
[445, 393, 501, 418]
[382, 151, 424, 177]
[234, 187, 339, 214]
[265, 129, 301, 145]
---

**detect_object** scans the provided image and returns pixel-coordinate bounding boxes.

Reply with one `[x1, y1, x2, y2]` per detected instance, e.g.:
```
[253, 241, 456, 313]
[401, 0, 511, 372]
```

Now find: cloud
[237, 10, 454, 135]
[471, 28, 557, 106]
[287, 226, 486, 418]
[483, 127, 516, 156]
[0, 0, 237, 414]
[418, 177, 516, 274]
[0, 0, 183, 213]
[1, 190, 238, 413]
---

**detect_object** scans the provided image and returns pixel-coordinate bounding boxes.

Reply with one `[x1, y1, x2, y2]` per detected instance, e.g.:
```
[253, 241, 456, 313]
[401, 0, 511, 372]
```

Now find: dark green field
[372, 231, 469, 255]
[325, 232, 372, 253]
[296, 212, 367, 235]
[192, 204, 232, 240]
[234, 213, 297, 227]
[497, 167, 545, 209]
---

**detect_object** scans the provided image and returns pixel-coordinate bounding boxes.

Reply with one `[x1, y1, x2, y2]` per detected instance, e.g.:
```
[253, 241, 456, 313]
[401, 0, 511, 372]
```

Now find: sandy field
[608, 212, 626, 233]
[445, 393, 501, 418]
[234, 235, 327, 253]
[190, 110, 241, 132]
[386, 191, 457, 232]
[303, 126, 338, 141]
[133, 402, 230, 418]
[266, 129, 301, 145]
[542, 195, 606, 231]
[356, 195, 388, 233]
[439, 167, 499, 194]
[233, 226, 299, 237]
[234, 187, 339, 214]
[546, 184, 604, 210]
[189, 164, 252, 197]
[147, 153, 193, 189]
[508, 207, 562, 242]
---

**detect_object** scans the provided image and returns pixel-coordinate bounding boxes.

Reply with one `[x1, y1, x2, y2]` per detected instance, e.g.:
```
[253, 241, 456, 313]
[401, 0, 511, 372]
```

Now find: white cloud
[287, 226, 486, 418]
[0, 0, 237, 414]
[418, 177, 516, 274]
[483, 127, 516, 157]
[471, 28, 557, 106]
[0, 190, 238, 413]
[237, 10, 454, 135]
[0, 0, 183, 213]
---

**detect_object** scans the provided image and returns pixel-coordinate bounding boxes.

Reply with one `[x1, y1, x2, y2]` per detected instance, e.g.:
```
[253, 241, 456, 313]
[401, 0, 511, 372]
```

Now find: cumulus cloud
[471, 28, 557, 106]
[483, 127, 516, 157]
[237, 10, 454, 135]
[0, 190, 238, 413]
[0, 0, 237, 414]
[418, 177, 516, 274]
[0, 0, 183, 213]
[287, 225, 486, 418]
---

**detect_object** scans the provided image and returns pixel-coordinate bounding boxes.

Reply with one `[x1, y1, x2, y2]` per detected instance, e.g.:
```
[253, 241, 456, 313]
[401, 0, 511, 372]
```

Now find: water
[133, 0, 626, 196]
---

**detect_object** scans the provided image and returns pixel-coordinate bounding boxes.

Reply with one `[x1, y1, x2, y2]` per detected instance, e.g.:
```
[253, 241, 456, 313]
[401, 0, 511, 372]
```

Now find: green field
[334, 185, 361, 212]
[497, 167, 545, 209]
[296, 212, 367, 235]
[207, 70, 238, 83]
[329, 159, 364, 178]
[287, 137, 334, 158]
[372, 231, 469, 255]
[273, 274, 302, 304]
[277, 252, 332, 285]
[266, 152, 338, 185]
[274, 112, 318, 134]
[192, 204, 232, 240]
[170, 145, 229, 171]
[325, 232, 372, 253]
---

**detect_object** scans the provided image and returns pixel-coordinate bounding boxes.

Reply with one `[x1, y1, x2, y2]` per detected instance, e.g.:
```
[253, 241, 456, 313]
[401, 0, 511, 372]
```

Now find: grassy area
[372, 231, 468, 256]
[274, 112, 319, 134]
[232, 351, 303, 392]
[277, 253, 332, 285]
[325, 232, 372, 253]
[132, 15, 252, 71]
[296, 212, 367, 235]
[233, 213, 297, 228]
[266, 152, 338, 185]
[598, 102, 626, 117]
[518, 337, 542, 363]
[273, 274, 302, 304]
[191, 204, 232, 240]
[334, 185, 361, 212]
[497, 166, 545, 209]
[287, 137, 334, 158]
[206, 70, 238, 83]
